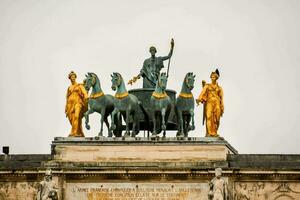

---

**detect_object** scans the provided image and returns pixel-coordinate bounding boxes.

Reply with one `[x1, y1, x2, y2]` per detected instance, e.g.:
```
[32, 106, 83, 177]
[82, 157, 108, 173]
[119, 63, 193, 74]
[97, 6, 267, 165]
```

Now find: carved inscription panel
[65, 182, 209, 200]
[234, 181, 300, 200]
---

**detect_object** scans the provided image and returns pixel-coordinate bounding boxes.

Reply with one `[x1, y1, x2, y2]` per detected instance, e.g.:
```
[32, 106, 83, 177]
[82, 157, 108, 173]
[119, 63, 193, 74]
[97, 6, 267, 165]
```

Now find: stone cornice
[1, 169, 300, 177]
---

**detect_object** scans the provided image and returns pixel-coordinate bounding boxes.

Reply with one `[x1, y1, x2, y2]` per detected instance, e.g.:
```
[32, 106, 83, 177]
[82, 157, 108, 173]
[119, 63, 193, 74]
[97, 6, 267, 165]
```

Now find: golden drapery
[65, 83, 88, 137]
[198, 83, 224, 137]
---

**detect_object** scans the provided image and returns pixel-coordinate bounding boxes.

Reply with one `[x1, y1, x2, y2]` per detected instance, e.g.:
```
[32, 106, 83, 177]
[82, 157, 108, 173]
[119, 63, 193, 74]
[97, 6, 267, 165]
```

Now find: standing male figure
[208, 168, 229, 200]
[36, 169, 58, 200]
[139, 39, 174, 88]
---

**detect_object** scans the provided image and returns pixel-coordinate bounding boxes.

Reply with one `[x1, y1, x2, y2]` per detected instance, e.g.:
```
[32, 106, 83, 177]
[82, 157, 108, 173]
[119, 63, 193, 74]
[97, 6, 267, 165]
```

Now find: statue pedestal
[51, 137, 237, 163]
[48, 137, 238, 200]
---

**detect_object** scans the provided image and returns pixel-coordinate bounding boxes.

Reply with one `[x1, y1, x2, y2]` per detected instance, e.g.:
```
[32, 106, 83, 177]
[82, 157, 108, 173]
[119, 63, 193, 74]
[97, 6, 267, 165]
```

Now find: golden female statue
[196, 69, 224, 137]
[65, 71, 88, 137]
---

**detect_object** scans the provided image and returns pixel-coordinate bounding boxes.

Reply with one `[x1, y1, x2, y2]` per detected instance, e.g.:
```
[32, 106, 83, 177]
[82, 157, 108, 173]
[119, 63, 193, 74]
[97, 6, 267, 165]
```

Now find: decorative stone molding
[234, 181, 300, 200]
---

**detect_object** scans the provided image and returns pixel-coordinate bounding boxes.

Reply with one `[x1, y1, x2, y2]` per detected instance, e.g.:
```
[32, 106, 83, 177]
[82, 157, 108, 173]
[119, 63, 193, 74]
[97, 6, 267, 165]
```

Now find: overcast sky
[0, 0, 300, 154]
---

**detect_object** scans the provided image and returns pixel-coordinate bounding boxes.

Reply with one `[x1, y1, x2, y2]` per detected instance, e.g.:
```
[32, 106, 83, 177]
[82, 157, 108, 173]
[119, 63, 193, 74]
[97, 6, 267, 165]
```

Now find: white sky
[0, 0, 300, 154]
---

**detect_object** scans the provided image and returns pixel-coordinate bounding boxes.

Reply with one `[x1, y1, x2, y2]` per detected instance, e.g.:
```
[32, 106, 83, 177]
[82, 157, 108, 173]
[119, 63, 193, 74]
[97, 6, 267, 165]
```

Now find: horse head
[111, 72, 122, 91]
[157, 72, 168, 91]
[184, 72, 196, 91]
[84, 72, 98, 92]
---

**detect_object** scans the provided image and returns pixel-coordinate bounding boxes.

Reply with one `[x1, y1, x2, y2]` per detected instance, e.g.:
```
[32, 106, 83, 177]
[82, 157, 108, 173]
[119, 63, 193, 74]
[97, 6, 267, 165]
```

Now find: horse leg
[189, 109, 195, 131]
[124, 109, 130, 137]
[177, 110, 184, 137]
[98, 109, 106, 137]
[183, 115, 187, 134]
[110, 108, 118, 132]
[151, 112, 157, 138]
[161, 108, 166, 138]
[84, 109, 94, 130]
[175, 108, 179, 137]
[104, 116, 111, 137]
[131, 112, 138, 137]
[185, 115, 192, 137]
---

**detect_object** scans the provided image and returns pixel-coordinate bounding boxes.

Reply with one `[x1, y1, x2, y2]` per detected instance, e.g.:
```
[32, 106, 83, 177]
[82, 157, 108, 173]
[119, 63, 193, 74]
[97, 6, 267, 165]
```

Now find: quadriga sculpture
[150, 72, 172, 138]
[175, 72, 196, 137]
[110, 72, 140, 137]
[83, 72, 115, 137]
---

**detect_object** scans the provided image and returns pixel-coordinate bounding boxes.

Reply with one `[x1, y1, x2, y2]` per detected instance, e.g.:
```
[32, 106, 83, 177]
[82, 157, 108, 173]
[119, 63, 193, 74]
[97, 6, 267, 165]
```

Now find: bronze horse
[84, 72, 115, 137]
[150, 72, 172, 138]
[175, 72, 196, 137]
[110, 72, 140, 137]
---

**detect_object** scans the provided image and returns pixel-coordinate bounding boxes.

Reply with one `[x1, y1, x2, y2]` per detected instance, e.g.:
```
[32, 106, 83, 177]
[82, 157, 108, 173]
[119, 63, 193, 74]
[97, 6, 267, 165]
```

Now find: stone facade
[1, 137, 300, 200]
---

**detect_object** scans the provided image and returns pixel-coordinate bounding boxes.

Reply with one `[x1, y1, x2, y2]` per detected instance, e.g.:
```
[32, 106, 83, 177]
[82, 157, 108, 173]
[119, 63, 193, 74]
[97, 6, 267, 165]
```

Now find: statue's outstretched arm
[80, 84, 89, 100]
[197, 84, 208, 104]
[161, 48, 173, 61]
[161, 39, 174, 61]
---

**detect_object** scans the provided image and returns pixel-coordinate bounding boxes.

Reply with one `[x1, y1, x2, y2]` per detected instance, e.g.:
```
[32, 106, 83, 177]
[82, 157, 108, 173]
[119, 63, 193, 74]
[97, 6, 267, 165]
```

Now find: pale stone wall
[1, 138, 300, 200]
[0, 181, 38, 200]
[54, 145, 230, 162]
[0, 173, 300, 200]
[0, 175, 60, 200]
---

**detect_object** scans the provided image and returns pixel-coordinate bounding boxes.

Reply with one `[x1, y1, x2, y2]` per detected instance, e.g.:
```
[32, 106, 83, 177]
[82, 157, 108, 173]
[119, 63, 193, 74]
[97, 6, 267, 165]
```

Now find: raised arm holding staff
[128, 39, 174, 88]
